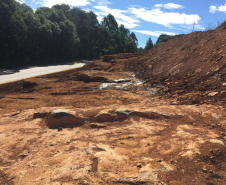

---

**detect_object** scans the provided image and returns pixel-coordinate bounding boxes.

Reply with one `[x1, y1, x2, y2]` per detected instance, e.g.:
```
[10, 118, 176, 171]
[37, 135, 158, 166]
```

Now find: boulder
[45, 110, 84, 129]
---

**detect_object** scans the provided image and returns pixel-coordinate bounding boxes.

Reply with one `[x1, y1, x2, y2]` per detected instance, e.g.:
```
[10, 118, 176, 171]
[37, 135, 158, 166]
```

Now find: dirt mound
[127, 29, 226, 104]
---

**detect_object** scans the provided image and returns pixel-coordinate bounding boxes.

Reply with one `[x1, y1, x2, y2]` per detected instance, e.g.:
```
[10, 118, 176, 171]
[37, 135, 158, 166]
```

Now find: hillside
[0, 29, 225, 185]
[128, 29, 226, 104]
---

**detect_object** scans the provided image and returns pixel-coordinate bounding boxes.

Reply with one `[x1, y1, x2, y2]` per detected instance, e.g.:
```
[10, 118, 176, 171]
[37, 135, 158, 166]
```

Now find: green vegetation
[216, 20, 226, 29]
[0, 0, 139, 68]
[155, 34, 184, 46]
[144, 37, 153, 51]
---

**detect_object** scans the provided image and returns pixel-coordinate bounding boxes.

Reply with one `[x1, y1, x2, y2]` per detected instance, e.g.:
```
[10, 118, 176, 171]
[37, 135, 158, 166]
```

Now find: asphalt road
[0, 62, 86, 84]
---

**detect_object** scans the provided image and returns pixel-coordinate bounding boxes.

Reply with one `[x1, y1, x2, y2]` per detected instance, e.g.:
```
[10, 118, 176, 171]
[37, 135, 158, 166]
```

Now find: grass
[216, 20, 226, 29]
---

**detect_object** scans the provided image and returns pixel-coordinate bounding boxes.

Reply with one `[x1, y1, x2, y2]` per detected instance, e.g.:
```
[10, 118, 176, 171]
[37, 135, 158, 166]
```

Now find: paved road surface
[0, 62, 86, 84]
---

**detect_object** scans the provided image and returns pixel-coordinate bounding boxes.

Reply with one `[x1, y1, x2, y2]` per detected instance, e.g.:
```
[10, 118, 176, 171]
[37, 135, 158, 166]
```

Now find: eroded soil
[0, 29, 226, 185]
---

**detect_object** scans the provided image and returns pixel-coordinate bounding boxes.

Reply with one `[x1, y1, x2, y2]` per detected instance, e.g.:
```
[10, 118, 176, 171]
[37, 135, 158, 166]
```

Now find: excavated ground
[0, 29, 226, 185]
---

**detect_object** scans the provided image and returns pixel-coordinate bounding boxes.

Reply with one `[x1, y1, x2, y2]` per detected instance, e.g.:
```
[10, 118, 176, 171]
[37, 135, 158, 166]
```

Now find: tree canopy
[154, 34, 184, 46]
[144, 37, 153, 51]
[0, 1, 139, 68]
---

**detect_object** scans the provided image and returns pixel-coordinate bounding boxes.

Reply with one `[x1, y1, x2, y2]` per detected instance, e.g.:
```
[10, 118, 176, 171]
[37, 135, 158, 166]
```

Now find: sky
[17, 0, 226, 47]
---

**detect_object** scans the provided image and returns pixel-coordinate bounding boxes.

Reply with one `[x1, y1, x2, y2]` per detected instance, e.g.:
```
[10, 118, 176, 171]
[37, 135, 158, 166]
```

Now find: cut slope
[127, 29, 226, 104]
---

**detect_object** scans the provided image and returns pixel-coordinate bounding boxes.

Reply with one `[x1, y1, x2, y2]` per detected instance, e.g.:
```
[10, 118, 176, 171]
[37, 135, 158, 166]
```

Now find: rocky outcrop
[39, 108, 174, 129]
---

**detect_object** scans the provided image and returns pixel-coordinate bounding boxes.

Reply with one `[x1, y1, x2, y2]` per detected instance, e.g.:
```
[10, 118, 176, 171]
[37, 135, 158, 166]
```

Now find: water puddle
[99, 78, 144, 90]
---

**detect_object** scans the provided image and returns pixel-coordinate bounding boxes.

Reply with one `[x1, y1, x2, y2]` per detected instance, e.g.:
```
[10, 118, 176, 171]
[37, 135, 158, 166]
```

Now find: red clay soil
[0, 29, 225, 185]
[127, 28, 226, 105]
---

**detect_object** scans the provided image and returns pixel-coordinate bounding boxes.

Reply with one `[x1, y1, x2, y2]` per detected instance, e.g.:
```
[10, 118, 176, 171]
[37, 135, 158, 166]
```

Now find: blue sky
[17, 0, 226, 47]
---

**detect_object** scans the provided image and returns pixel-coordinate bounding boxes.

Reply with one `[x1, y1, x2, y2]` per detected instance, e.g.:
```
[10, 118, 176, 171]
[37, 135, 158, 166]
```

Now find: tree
[130, 32, 138, 47]
[115, 25, 138, 53]
[52, 4, 70, 18]
[0, 1, 140, 68]
[0, 0, 16, 27]
[137, 47, 144, 53]
[144, 37, 153, 51]
[155, 34, 183, 46]
[126, 32, 138, 53]
[101, 14, 118, 33]
[0, 0, 17, 66]
[8, 11, 28, 61]
[68, 8, 92, 58]
[58, 20, 79, 57]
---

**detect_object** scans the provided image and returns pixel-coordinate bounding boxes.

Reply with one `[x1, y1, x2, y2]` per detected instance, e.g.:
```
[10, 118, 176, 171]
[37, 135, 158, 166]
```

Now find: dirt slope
[127, 29, 226, 104]
[0, 29, 225, 185]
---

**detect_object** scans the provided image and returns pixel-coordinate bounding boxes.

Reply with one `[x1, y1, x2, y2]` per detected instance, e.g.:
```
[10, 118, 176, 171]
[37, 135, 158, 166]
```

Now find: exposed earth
[0, 29, 225, 185]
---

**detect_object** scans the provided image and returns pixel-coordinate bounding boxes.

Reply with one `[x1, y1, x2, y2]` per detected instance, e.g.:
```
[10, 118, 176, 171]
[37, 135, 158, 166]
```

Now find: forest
[0, 0, 145, 68]
[0, 0, 181, 69]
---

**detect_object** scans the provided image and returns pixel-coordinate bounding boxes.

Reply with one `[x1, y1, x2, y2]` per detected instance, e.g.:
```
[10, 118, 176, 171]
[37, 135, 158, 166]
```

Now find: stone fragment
[58, 127, 63, 131]
[33, 112, 47, 119]
[202, 167, 207, 173]
[208, 92, 219, 96]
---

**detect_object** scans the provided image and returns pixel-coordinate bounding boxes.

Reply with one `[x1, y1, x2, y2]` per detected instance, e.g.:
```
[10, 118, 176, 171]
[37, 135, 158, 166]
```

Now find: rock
[45, 110, 84, 129]
[57, 127, 63, 131]
[117, 172, 160, 184]
[137, 163, 142, 168]
[95, 146, 106, 151]
[76, 73, 108, 83]
[117, 177, 143, 184]
[91, 111, 129, 123]
[202, 166, 207, 173]
[90, 123, 107, 128]
[33, 112, 47, 119]
[208, 92, 219, 97]
[19, 152, 29, 158]
[116, 110, 134, 116]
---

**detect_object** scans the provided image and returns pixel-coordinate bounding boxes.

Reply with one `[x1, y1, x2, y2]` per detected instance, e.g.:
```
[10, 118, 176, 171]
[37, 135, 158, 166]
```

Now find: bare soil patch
[0, 29, 225, 184]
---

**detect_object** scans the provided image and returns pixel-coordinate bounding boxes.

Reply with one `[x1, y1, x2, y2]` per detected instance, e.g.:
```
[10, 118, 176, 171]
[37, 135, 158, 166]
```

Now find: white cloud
[158, 31, 177, 35]
[210, 3, 226, 13]
[218, 3, 226, 12]
[94, 6, 140, 28]
[209, 6, 217, 14]
[43, 0, 90, 7]
[133, 30, 160, 37]
[16, 0, 26, 3]
[193, 24, 205, 30]
[154, 3, 184, 10]
[96, 0, 111, 6]
[180, 24, 205, 31]
[132, 30, 177, 37]
[129, 7, 201, 27]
